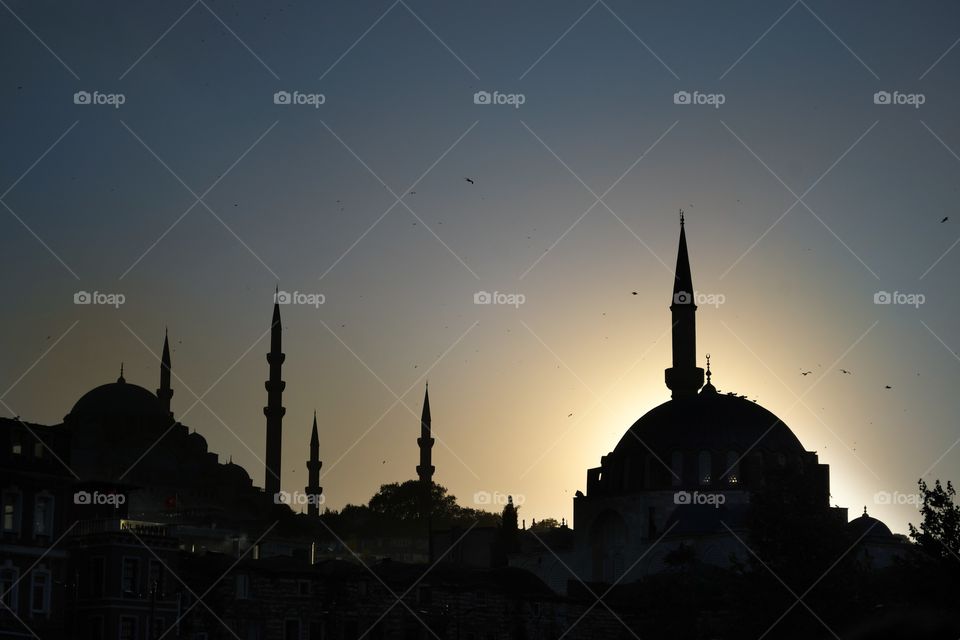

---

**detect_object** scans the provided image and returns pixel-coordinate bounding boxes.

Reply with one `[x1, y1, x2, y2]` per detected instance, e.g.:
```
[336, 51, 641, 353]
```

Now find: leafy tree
[529, 517, 560, 533]
[909, 478, 960, 562]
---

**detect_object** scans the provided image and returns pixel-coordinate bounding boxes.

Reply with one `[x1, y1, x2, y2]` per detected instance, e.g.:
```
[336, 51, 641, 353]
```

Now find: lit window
[2, 491, 21, 534]
[698, 451, 711, 485]
[726, 451, 740, 485]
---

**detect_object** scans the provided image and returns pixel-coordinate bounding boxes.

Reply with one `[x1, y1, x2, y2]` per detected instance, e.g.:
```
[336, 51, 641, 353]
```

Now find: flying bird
[941, 216, 949, 223]
[884, 385, 892, 389]
[840, 369, 852, 375]
[631, 291, 638, 295]
[801, 370, 812, 376]
[464, 177, 474, 184]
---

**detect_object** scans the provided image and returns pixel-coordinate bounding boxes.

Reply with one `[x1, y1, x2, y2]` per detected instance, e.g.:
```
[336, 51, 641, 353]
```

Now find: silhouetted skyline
[3, 0, 960, 538]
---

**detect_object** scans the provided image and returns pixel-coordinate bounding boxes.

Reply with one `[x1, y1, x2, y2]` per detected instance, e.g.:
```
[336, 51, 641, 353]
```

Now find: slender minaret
[664, 212, 704, 399]
[264, 291, 285, 496]
[305, 411, 322, 517]
[416, 384, 434, 486]
[157, 329, 174, 418]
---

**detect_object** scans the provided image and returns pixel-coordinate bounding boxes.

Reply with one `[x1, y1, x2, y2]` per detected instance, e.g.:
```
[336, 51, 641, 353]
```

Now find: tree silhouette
[909, 478, 960, 563]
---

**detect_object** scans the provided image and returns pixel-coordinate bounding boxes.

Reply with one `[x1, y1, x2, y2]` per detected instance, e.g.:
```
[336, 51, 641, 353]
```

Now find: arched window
[698, 451, 711, 485]
[726, 451, 740, 485]
[670, 451, 683, 487]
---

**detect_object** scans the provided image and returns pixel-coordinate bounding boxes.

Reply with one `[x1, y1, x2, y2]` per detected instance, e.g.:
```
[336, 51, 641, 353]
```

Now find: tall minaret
[416, 384, 434, 486]
[264, 291, 285, 496]
[157, 329, 174, 418]
[664, 212, 704, 399]
[305, 411, 322, 517]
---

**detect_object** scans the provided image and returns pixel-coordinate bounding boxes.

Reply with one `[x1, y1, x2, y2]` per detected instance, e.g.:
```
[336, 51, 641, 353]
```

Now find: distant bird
[382, 460, 386, 464]
[801, 370, 812, 376]
[408, 191, 416, 195]
[941, 216, 949, 223]
[567, 413, 573, 418]
[884, 385, 892, 389]
[631, 291, 638, 295]
[464, 177, 474, 184]
[840, 369, 852, 375]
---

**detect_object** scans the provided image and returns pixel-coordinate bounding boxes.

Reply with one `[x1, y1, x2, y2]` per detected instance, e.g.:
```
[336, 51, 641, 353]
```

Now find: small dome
[187, 431, 208, 453]
[847, 509, 894, 540]
[69, 379, 167, 421]
[221, 460, 251, 485]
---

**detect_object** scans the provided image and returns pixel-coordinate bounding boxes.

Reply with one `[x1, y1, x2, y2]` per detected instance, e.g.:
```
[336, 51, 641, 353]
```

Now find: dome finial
[679, 208, 684, 225]
[118, 362, 125, 384]
[863, 505, 868, 516]
[700, 353, 717, 395]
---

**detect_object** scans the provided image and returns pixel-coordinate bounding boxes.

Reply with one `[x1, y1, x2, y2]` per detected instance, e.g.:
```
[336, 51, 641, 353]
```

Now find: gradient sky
[2, 0, 959, 534]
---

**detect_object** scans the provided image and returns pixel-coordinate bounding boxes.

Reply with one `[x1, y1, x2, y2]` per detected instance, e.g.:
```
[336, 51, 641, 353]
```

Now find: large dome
[68, 378, 167, 421]
[615, 392, 805, 457]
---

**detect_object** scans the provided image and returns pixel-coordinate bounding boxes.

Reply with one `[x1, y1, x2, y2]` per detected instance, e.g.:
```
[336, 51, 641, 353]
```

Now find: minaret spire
[416, 384, 434, 486]
[664, 212, 704, 399]
[264, 293, 286, 497]
[157, 328, 174, 418]
[305, 411, 323, 517]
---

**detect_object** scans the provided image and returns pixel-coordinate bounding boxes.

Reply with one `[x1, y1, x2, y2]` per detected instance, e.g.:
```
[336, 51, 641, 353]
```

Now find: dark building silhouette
[264, 292, 286, 498]
[513, 216, 858, 589]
